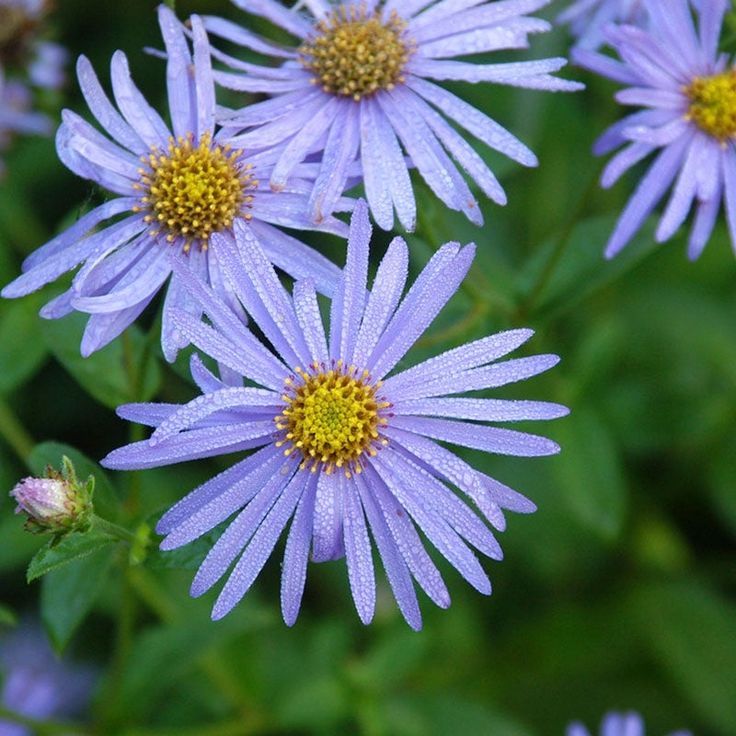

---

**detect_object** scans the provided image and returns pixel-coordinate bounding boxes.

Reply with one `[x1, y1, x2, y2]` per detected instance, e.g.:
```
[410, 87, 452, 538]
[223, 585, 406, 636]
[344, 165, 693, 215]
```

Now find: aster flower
[567, 711, 691, 736]
[0, 623, 94, 736]
[0, 0, 67, 175]
[1, 5, 346, 359]
[557, 0, 645, 50]
[103, 200, 568, 629]
[574, 0, 735, 260]
[203, 0, 583, 231]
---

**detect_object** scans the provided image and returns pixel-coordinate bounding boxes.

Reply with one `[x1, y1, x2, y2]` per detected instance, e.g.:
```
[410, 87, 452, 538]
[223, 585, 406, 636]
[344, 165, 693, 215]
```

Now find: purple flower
[1, 5, 347, 359]
[0, 624, 94, 736]
[557, 0, 645, 50]
[0, 0, 67, 175]
[574, 0, 734, 260]
[103, 200, 568, 629]
[203, 0, 583, 231]
[567, 711, 692, 736]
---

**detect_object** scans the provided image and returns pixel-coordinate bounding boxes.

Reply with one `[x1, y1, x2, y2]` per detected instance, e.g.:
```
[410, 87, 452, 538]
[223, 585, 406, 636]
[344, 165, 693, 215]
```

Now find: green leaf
[0, 296, 49, 393]
[386, 695, 534, 736]
[553, 406, 627, 539]
[29, 442, 119, 522]
[27, 529, 116, 582]
[631, 581, 736, 734]
[518, 215, 659, 320]
[108, 613, 266, 724]
[708, 436, 736, 538]
[0, 603, 17, 627]
[41, 312, 161, 409]
[41, 545, 114, 653]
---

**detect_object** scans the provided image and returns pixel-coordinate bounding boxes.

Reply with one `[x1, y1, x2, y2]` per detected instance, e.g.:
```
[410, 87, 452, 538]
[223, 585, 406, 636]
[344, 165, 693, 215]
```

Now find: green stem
[516, 172, 600, 320]
[93, 514, 137, 543]
[128, 567, 265, 725]
[0, 397, 35, 466]
[99, 567, 136, 731]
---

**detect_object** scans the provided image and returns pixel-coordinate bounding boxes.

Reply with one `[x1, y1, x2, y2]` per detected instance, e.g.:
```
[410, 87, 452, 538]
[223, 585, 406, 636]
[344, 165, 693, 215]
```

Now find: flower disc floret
[687, 69, 736, 141]
[299, 4, 414, 101]
[276, 362, 390, 475]
[134, 132, 256, 252]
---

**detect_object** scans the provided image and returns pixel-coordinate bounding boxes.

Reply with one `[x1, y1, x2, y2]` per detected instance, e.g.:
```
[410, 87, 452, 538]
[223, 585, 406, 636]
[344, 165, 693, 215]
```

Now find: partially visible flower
[0, 623, 94, 736]
[203, 0, 583, 231]
[103, 200, 568, 629]
[567, 711, 691, 736]
[574, 0, 734, 260]
[557, 0, 645, 50]
[10, 456, 93, 534]
[0, 0, 67, 175]
[2, 5, 346, 359]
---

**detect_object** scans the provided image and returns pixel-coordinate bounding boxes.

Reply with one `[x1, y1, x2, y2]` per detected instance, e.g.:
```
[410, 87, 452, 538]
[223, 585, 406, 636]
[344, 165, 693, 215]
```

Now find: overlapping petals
[574, 0, 733, 259]
[2, 5, 347, 358]
[557, 0, 645, 50]
[103, 200, 568, 629]
[206, 0, 583, 231]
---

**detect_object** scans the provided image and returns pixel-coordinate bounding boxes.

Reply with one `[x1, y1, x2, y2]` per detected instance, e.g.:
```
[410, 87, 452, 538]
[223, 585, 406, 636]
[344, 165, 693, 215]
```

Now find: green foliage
[631, 582, 736, 734]
[0, 604, 17, 627]
[27, 530, 116, 583]
[0, 3, 734, 735]
[41, 313, 161, 409]
[0, 295, 48, 394]
[105, 611, 270, 725]
[40, 545, 114, 653]
[553, 406, 626, 539]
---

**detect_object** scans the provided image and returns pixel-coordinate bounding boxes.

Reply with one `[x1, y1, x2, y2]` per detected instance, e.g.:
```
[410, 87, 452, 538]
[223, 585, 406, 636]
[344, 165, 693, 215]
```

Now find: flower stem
[0, 397, 35, 466]
[93, 515, 137, 543]
[516, 171, 600, 320]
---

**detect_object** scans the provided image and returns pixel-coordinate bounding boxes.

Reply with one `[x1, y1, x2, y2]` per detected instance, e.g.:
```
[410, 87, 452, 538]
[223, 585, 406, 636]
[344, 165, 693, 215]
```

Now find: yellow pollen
[299, 3, 415, 101]
[686, 68, 736, 141]
[137, 132, 256, 252]
[276, 363, 390, 476]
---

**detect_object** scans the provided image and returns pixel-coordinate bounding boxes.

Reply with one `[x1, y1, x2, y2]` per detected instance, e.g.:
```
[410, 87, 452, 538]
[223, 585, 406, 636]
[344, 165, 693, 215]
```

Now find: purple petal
[367, 465, 450, 607]
[343, 478, 376, 625]
[281, 474, 318, 626]
[156, 445, 278, 534]
[353, 237, 409, 367]
[330, 200, 370, 362]
[391, 414, 560, 456]
[355, 472, 422, 630]
[211, 467, 309, 620]
[312, 471, 345, 562]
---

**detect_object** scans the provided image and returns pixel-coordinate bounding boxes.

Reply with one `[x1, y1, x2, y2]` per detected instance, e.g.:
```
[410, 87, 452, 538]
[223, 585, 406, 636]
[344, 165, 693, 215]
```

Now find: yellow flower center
[299, 3, 414, 101]
[275, 362, 390, 476]
[133, 132, 257, 252]
[686, 69, 736, 141]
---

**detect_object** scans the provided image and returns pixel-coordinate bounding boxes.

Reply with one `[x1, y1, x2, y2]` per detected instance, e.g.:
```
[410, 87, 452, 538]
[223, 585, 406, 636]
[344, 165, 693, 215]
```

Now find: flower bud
[10, 457, 93, 535]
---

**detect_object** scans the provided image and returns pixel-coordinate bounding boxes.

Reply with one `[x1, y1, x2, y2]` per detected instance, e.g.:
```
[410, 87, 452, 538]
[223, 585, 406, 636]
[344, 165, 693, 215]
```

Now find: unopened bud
[10, 457, 93, 535]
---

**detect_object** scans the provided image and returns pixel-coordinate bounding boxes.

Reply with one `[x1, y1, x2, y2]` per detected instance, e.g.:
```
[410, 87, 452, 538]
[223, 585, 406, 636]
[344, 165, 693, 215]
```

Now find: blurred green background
[1, 1, 735, 734]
